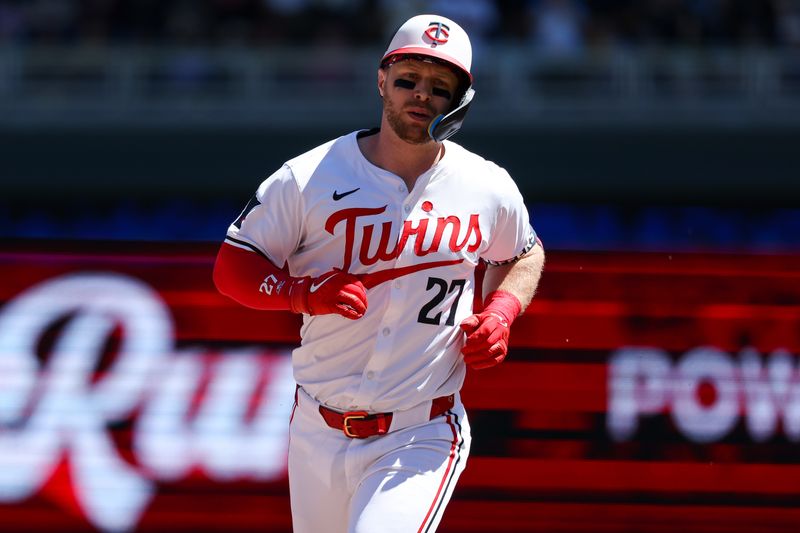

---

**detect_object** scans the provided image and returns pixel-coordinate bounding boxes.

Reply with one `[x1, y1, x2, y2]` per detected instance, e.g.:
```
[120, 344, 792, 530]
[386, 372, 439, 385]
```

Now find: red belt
[318, 395, 455, 439]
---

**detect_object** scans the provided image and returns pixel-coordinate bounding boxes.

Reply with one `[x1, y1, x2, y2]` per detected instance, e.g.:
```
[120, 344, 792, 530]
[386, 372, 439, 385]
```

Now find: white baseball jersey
[226, 129, 535, 413]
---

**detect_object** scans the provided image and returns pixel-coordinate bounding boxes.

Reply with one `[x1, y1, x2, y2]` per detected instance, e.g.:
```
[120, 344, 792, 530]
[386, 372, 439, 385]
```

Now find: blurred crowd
[1, 0, 799, 52]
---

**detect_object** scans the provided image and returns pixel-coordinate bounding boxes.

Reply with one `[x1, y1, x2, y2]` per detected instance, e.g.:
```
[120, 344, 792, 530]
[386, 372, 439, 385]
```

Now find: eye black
[432, 87, 452, 99]
[394, 79, 415, 90]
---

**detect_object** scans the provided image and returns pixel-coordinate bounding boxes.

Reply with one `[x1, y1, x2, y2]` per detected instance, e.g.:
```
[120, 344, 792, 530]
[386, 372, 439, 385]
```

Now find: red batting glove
[459, 290, 522, 370]
[289, 269, 368, 320]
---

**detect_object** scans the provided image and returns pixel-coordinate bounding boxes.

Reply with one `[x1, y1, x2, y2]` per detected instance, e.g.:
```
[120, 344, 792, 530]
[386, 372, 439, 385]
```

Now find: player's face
[380, 59, 459, 145]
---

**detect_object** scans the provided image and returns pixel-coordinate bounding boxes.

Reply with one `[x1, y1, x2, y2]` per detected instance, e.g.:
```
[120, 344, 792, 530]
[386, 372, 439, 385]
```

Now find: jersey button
[366, 371, 375, 380]
[382, 327, 391, 336]
[403, 205, 411, 213]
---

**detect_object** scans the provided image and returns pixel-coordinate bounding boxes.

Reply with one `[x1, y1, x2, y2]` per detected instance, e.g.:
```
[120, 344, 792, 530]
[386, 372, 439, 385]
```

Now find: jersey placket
[351, 172, 432, 410]
[349, 179, 410, 409]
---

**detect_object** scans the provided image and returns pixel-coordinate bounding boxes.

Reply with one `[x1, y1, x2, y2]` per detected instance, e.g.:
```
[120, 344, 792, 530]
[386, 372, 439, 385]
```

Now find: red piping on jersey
[417, 413, 459, 533]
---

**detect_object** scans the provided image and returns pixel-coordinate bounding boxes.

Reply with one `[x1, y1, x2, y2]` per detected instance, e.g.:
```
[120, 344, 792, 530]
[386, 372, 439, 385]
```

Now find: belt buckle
[342, 410, 369, 438]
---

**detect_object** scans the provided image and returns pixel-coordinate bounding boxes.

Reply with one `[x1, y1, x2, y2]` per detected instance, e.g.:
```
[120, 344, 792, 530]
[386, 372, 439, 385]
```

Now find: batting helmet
[380, 14, 476, 142]
[381, 14, 472, 83]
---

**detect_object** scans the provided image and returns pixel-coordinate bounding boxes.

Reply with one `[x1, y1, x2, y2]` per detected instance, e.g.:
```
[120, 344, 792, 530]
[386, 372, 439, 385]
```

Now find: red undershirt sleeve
[213, 241, 300, 311]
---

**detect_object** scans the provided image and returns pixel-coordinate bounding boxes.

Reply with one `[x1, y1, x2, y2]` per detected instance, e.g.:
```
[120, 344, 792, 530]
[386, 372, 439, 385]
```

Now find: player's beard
[383, 95, 434, 145]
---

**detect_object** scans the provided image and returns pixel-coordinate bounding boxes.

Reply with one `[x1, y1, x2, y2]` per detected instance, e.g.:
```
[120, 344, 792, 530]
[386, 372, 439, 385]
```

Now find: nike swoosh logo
[332, 188, 360, 201]
[309, 271, 339, 293]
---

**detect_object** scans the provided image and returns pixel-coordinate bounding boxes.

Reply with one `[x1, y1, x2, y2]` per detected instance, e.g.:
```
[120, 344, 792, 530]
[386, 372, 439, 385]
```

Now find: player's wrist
[289, 276, 312, 314]
[482, 290, 522, 325]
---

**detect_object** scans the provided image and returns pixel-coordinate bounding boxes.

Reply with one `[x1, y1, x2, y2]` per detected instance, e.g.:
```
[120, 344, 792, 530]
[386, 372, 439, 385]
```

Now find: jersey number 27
[417, 277, 466, 326]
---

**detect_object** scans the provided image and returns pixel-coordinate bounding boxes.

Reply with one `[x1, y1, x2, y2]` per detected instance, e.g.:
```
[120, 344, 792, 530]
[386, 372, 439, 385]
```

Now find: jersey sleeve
[224, 164, 303, 267]
[480, 168, 538, 266]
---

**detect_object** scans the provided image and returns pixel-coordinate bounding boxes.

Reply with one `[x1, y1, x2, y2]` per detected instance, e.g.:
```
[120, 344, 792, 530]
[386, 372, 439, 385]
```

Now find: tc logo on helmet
[424, 22, 450, 45]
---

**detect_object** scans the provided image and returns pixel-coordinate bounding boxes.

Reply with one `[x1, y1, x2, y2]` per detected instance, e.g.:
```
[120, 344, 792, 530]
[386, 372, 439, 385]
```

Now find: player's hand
[459, 290, 522, 370]
[459, 311, 511, 370]
[289, 269, 368, 320]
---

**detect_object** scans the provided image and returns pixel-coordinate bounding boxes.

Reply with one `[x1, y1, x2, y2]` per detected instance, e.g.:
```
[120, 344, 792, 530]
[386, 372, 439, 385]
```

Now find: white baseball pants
[288, 386, 471, 533]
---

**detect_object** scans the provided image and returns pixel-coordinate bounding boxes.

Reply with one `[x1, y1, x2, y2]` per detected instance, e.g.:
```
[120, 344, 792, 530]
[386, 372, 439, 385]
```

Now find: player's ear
[377, 68, 386, 98]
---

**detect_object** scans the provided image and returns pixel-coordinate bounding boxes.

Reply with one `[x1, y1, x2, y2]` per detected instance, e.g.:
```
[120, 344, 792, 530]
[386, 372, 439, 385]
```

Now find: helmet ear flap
[431, 69, 474, 142]
[429, 87, 475, 142]
[450, 71, 471, 111]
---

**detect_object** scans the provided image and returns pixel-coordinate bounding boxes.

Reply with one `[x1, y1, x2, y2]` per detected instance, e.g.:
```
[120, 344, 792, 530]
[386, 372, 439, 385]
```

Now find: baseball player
[213, 13, 544, 533]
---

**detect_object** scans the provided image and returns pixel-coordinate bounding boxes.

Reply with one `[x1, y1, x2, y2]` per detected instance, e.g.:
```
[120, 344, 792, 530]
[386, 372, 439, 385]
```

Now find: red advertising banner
[1, 241, 799, 532]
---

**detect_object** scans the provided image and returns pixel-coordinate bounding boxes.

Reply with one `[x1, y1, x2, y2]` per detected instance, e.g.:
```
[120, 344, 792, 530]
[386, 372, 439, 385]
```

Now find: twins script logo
[325, 201, 480, 271]
[322, 202, 482, 288]
[0, 274, 295, 532]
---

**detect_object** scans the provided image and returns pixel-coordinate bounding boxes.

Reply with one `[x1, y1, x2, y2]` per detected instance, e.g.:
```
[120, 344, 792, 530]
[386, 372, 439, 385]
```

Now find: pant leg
[288, 390, 354, 533]
[348, 404, 471, 533]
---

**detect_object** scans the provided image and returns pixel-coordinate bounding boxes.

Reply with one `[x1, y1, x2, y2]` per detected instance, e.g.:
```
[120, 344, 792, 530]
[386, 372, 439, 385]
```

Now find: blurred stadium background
[1, 1, 800, 532]
[3, 0, 800, 246]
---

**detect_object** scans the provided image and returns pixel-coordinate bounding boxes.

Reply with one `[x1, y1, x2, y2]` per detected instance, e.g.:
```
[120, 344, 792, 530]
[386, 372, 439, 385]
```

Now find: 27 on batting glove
[459, 290, 522, 370]
[289, 268, 368, 320]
